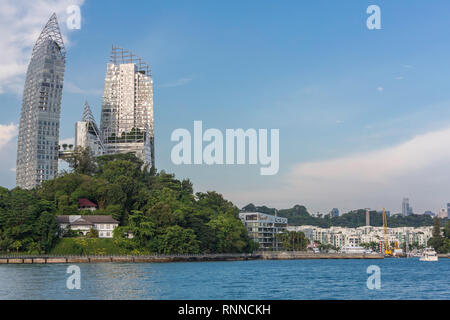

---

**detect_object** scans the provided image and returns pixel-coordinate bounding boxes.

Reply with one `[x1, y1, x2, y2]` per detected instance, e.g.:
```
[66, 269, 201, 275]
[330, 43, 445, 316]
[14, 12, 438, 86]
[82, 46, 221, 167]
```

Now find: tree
[276, 231, 309, 251]
[1, 154, 257, 255]
[428, 217, 444, 252]
[87, 228, 99, 238]
[126, 211, 156, 249]
[65, 146, 97, 175]
[157, 225, 200, 254]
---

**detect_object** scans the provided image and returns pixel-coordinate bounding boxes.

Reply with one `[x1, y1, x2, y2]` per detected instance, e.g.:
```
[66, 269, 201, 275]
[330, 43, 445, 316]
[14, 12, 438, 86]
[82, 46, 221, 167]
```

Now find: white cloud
[0, 123, 18, 150]
[158, 77, 192, 88]
[225, 127, 450, 215]
[0, 0, 84, 94]
[287, 127, 450, 213]
[377, 86, 384, 92]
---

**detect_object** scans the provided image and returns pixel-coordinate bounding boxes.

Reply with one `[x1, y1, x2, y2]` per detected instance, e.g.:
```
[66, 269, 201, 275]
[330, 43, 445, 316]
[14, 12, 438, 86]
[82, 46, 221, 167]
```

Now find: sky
[1, 0, 450, 215]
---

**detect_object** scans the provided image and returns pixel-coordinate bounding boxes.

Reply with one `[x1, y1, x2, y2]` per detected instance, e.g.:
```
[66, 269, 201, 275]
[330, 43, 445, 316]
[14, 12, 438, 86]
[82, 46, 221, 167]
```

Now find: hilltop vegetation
[242, 203, 444, 228]
[0, 151, 256, 254]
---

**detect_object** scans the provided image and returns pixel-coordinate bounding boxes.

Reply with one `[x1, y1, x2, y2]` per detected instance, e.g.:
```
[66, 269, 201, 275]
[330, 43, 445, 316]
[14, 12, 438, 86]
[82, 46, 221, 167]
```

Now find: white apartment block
[287, 225, 433, 248]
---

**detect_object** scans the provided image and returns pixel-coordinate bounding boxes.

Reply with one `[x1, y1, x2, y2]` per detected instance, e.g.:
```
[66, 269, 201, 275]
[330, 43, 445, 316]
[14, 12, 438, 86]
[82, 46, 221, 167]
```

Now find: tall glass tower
[16, 14, 66, 189]
[100, 46, 154, 167]
[75, 101, 105, 157]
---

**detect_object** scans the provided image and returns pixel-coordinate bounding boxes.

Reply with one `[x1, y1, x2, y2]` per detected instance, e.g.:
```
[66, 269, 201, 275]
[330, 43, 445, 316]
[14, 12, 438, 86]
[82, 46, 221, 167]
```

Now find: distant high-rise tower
[330, 208, 339, 218]
[366, 209, 370, 226]
[100, 46, 154, 167]
[16, 14, 66, 189]
[75, 102, 105, 157]
[402, 198, 413, 216]
[438, 208, 447, 219]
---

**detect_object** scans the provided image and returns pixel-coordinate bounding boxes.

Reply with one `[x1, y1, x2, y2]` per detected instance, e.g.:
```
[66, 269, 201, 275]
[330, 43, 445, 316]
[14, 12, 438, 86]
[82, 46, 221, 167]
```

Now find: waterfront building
[16, 14, 66, 189]
[75, 102, 105, 157]
[100, 46, 154, 167]
[287, 225, 433, 248]
[57, 215, 119, 238]
[239, 212, 287, 250]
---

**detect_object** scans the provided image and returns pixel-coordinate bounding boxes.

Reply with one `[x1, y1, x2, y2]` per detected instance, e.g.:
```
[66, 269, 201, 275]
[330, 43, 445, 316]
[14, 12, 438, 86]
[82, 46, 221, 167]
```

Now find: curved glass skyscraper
[16, 14, 66, 189]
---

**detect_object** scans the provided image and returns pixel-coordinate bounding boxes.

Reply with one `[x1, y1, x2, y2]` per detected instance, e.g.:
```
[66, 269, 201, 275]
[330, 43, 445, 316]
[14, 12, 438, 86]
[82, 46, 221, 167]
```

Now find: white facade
[239, 212, 288, 250]
[287, 225, 433, 248]
[100, 47, 154, 167]
[57, 215, 119, 238]
[16, 14, 66, 189]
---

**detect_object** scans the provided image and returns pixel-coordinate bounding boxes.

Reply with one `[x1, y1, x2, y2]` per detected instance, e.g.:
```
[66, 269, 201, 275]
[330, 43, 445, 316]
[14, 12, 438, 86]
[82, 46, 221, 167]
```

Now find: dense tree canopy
[0, 152, 255, 254]
[242, 203, 445, 228]
[0, 187, 60, 253]
[428, 217, 450, 253]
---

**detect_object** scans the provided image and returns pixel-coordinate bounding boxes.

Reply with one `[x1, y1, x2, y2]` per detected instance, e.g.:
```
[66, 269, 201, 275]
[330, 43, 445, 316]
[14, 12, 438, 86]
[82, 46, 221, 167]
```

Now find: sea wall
[260, 251, 384, 260]
[0, 252, 386, 264]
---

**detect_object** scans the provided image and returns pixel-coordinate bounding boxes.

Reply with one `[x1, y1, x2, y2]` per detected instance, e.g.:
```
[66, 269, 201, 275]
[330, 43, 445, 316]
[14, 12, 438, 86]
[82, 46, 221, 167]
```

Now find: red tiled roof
[78, 198, 97, 208]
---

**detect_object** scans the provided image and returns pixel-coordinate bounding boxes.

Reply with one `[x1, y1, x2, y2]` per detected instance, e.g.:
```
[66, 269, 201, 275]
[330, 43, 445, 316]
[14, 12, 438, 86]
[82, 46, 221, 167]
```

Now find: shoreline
[1, 252, 448, 264]
[0, 252, 388, 264]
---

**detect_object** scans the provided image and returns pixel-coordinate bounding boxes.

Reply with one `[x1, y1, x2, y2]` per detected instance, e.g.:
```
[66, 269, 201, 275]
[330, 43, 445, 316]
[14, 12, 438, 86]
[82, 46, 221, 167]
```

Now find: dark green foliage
[64, 146, 97, 175]
[276, 231, 309, 251]
[1, 153, 254, 254]
[242, 204, 442, 228]
[0, 187, 60, 253]
[428, 217, 450, 253]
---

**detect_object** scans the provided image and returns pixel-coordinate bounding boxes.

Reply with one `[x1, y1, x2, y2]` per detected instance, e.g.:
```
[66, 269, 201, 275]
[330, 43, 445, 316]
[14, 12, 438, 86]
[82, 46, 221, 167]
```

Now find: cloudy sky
[1, 0, 450, 215]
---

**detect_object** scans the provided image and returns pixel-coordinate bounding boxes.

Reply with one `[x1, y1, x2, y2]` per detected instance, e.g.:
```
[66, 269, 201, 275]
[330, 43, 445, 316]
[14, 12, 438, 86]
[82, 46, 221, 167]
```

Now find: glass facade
[16, 14, 66, 189]
[239, 212, 288, 250]
[100, 46, 154, 167]
[74, 102, 105, 157]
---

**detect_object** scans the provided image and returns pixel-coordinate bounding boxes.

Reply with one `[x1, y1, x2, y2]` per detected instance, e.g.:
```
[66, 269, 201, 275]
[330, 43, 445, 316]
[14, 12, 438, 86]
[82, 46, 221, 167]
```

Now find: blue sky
[2, 0, 450, 214]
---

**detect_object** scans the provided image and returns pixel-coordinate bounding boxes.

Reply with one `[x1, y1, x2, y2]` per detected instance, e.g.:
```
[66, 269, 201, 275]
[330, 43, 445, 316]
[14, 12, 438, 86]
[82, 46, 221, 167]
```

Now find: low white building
[57, 215, 119, 238]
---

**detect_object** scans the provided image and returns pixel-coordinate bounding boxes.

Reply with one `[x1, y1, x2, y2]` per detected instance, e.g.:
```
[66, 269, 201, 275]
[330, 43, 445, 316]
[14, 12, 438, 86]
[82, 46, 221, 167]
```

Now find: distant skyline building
[438, 208, 448, 219]
[75, 102, 105, 157]
[447, 203, 450, 219]
[423, 211, 435, 217]
[330, 208, 339, 218]
[366, 209, 370, 226]
[100, 46, 154, 167]
[402, 198, 413, 216]
[16, 14, 66, 189]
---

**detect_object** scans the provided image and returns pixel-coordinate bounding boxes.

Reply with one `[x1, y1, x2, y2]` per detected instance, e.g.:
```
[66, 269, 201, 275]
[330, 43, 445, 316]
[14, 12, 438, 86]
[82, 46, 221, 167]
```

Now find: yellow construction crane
[382, 208, 392, 256]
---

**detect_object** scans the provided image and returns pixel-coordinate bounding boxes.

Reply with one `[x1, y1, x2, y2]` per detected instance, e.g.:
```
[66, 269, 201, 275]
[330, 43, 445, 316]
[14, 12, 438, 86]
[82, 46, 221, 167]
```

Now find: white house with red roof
[78, 198, 98, 211]
[57, 215, 119, 238]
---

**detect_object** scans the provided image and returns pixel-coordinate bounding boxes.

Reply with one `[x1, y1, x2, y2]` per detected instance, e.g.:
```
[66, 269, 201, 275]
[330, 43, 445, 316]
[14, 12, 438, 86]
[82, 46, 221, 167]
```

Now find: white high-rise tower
[100, 46, 154, 167]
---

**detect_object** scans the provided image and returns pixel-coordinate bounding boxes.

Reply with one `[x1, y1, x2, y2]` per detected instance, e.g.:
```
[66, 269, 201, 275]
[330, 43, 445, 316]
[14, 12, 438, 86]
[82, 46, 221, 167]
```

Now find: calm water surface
[0, 258, 448, 299]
